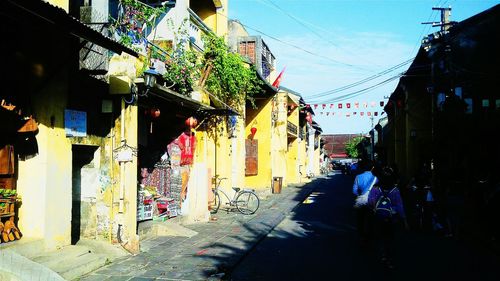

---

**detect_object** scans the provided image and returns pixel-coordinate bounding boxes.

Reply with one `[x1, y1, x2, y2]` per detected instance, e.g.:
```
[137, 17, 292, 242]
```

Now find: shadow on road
[194, 173, 500, 281]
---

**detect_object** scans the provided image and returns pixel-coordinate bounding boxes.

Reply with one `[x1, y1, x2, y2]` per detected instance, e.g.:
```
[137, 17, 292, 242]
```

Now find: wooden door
[245, 139, 258, 176]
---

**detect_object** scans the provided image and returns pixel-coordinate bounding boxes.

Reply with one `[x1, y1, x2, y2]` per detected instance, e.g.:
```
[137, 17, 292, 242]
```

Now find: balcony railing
[188, 8, 211, 51]
[79, 6, 110, 81]
[287, 121, 297, 137]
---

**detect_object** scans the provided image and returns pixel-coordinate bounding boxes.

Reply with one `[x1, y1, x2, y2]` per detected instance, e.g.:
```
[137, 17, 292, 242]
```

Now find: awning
[143, 83, 213, 112]
[287, 93, 301, 106]
[141, 83, 238, 118]
[2, 0, 138, 57]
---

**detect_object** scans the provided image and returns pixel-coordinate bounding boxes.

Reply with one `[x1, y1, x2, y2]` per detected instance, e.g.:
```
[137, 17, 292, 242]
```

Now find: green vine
[163, 47, 201, 96]
[202, 33, 264, 108]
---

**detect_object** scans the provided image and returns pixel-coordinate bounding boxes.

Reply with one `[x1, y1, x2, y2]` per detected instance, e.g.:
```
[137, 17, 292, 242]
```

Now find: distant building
[322, 134, 362, 159]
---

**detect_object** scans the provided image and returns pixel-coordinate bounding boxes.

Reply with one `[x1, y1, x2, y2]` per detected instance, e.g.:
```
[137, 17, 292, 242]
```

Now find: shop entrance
[71, 144, 99, 245]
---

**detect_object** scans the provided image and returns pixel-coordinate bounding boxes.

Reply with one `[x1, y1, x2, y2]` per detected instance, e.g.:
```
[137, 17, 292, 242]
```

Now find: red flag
[314, 104, 318, 109]
[338, 103, 342, 109]
[272, 67, 286, 88]
[346, 103, 351, 108]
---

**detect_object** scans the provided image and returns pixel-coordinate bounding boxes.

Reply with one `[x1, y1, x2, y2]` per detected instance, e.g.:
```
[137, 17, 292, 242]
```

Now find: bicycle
[210, 175, 260, 215]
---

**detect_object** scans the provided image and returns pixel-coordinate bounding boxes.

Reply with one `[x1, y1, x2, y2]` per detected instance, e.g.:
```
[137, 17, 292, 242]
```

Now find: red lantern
[250, 127, 257, 138]
[305, 113, 312, 124]
[185, 117, 198, 128]
[150, 108, 160, 119]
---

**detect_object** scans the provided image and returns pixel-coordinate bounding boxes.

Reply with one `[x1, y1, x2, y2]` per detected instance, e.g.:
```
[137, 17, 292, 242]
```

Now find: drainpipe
[119, 98, 126, 213]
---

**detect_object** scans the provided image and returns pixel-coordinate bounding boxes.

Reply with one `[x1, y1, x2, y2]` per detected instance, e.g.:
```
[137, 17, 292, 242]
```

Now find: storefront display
[137, 116, 198, 223]
[0, 145, 22, 243]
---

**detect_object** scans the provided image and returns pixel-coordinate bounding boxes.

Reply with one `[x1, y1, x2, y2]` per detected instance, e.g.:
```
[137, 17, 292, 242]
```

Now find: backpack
[374, 187, 395, 220]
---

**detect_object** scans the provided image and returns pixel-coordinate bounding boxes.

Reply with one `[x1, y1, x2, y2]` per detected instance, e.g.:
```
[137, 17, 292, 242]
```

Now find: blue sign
[65, 110, 87, 137]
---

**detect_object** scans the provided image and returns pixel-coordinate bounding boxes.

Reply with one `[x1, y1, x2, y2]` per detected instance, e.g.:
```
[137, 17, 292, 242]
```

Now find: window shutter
[245, 139, 258, 176]
[0, 145, 15, 175]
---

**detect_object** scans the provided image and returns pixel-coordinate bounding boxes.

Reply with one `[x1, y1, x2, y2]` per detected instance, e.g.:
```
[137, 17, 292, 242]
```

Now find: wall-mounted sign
[65, 109, 87, 137]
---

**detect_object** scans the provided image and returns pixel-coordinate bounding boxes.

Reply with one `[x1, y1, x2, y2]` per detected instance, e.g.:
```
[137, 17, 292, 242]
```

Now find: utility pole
[422, 6, 456, 205]
[370, 115, 375, 161]
[422, 7, 456, 32]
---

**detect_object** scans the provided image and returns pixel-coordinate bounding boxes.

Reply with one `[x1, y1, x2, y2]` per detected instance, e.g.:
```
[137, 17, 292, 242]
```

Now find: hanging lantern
[250, 127, 257, 138]
[185, 117, 198, 128]
[148, 108, 160, 119]
[305, 113, 312, 124]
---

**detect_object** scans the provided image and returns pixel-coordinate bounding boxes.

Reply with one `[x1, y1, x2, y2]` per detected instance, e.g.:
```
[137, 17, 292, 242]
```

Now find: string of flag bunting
[309, 100, 387, 117]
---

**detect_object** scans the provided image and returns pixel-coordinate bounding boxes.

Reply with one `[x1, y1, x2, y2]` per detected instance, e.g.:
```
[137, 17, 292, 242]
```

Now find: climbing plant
[162, 46, 201, 96]
[202, 33, 264, 109]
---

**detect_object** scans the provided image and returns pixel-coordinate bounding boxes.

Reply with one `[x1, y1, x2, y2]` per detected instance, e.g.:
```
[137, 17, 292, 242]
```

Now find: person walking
[368, 166, 408, 269]
[353, 161, 378, 246]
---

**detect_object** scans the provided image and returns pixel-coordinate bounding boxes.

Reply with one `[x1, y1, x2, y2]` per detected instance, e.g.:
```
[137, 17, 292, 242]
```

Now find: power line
[307, 59, 413, 100]
[219, 12, 370, 70]
[260, 0, 382, 67]
[309, 73, 403, 104]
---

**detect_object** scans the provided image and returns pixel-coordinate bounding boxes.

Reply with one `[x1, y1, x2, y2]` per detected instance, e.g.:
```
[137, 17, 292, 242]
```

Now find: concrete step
[31, 244, 110, 280]
[138, 219, 197, 242]
[57, 252, 108, 280]
[0, 238, 45, 259]
[32, 245, 109, 280]
[32, 245, 92, 268]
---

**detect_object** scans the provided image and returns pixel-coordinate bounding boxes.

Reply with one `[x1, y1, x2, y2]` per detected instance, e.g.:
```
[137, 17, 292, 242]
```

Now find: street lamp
[142, 67, 160, 96]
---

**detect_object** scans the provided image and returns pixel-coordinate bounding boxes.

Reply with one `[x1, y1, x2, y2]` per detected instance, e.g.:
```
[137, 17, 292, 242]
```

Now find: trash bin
[272, 177, 283, 194]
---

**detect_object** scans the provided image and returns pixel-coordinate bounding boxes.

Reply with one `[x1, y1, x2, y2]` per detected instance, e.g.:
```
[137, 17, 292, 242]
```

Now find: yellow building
[0, 0, 141, 254]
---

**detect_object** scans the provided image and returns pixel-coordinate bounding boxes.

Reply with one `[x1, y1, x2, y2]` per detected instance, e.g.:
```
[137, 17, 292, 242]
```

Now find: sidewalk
[79, 178, 321, 281]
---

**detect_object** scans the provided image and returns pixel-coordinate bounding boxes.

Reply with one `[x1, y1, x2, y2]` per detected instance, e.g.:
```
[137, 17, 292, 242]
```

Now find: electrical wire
[259, 0, 382, 67]
[307, 59, 413, 99]
[218, 12, 369, 70]
[309, 73, 404, 104]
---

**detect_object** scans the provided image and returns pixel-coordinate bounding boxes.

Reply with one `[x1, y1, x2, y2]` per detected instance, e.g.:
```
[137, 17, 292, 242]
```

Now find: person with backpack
[368, 166, 409, 269]
[352, 160, 378, 246]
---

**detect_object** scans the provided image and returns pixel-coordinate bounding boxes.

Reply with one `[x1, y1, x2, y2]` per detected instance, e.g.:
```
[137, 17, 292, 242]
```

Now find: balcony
[238, 36, 276, 81]
[79, 6, 110, 81]
[188, 8, 211, 51]
[287, 121, 298, 137]
[298, 127, 304, 140]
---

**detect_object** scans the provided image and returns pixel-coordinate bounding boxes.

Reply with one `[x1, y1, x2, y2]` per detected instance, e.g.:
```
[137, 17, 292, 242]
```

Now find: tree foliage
[345, 136, 364, 158]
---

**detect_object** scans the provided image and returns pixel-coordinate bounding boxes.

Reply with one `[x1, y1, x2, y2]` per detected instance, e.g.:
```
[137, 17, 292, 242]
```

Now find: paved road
[229, 171, 500, 281]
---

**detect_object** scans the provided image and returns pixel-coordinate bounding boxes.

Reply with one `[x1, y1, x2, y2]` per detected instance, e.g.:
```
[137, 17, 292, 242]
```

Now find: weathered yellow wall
[285, 94, 300, 185]
[17, 67, 71, 250]
[272, 94, 288, 187]
[245, 99, 273, 190]
[298, 133, 309, 183]
[286, 137, 299, 184]
[49, 0, 69, 11]
[314, 136, 321, 175]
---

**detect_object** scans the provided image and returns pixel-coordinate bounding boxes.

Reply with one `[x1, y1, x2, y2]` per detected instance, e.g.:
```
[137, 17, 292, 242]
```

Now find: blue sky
[228, 0, 499, 134]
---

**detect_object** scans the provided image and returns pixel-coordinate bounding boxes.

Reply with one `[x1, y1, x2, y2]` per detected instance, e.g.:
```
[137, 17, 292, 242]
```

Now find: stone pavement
[79, 178, 322, 281]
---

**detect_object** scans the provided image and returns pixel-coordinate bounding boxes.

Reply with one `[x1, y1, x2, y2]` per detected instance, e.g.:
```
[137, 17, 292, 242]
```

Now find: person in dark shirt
[368, 166, 408, 269]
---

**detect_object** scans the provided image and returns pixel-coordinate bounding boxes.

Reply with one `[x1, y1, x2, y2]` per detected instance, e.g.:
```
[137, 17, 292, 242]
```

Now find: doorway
[71, 144, 99, 245]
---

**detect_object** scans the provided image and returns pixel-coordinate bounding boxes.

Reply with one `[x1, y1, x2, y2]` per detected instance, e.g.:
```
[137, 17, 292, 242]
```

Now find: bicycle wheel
[235, 191, 259, 215]
[210, 192, 221, 214]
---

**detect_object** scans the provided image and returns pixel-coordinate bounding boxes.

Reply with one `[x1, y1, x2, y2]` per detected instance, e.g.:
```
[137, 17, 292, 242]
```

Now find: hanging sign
[64, 109, 87, 137]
